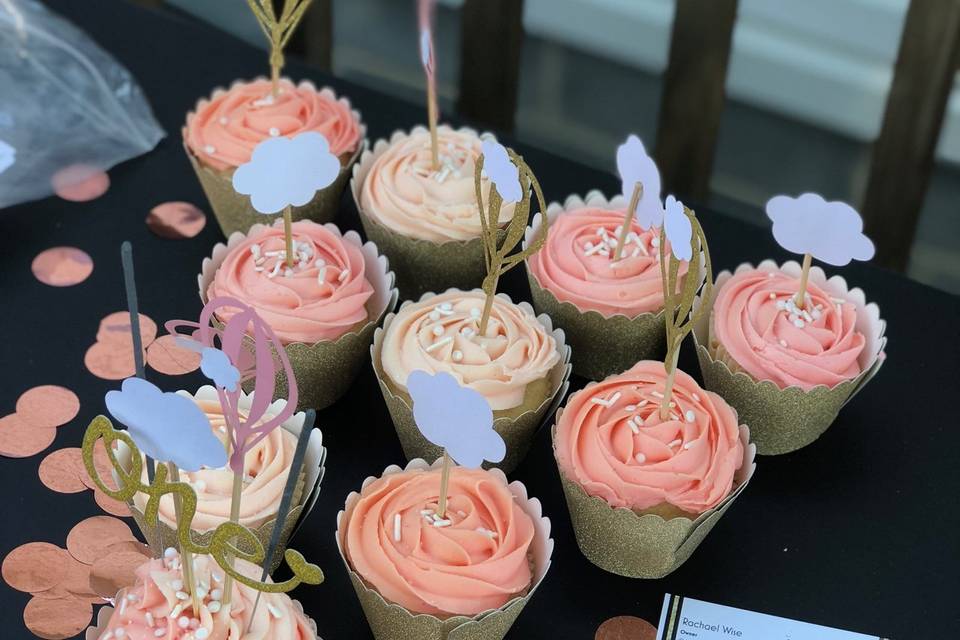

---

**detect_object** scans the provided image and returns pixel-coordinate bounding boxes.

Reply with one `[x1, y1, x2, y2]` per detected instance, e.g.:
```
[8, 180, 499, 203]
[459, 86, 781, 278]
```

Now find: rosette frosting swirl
[380, 290, 559, 411]
[359, 127, 514, 242]
[527, 206, 687, 316]
[554, 361, 744, 515]
[342, 466, 535, 616]
[185, 78, 360, 171]
[710, 268, 865, 390]
[96, 552, 315, 640]
[207, 221, 374, 345]
[135, 396, 297, 532]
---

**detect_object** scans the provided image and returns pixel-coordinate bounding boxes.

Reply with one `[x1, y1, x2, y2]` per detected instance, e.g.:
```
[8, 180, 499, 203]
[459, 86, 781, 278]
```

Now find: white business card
[657, 594, 887, 640]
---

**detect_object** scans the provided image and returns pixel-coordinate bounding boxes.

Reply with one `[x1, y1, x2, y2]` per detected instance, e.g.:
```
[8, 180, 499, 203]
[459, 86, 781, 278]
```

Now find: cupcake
[118, 386, 326, 572]
[372, 289, 571, 473]
[525, 192, 694, 380]
[351, 125, 514, 298]
[200, 219, 398, 410]
[693, 260, 886, 455]
[85, 551, 317, 640]
[336, 458, 553, 640]
[553, 361, 755, 578]
[183, 78, 366, 235]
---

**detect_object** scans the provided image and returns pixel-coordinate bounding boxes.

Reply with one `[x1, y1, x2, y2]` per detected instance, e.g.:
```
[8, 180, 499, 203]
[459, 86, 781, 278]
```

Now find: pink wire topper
[418, 0, 437, 115]
[165, 297, 298, 473]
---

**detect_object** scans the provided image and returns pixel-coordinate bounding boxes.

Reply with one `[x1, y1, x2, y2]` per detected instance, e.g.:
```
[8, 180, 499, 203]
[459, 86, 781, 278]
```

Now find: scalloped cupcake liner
[371, 289, 572, 475]
[335, 458, 554, 640]
[692, 259, 887, 455]
[350, 125, 504, 300]
[113, 387, 327, 574]
[85, 585, 320, 639]
[183, 78, 368, 237]
[552, 397, 756, 579]
[199, 221, 399, 411]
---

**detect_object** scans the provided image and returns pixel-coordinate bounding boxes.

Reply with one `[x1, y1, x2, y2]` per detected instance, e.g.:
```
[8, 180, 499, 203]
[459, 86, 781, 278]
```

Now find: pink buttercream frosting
[710, 268, 865, 390]
[358, 126, 514, 242]
[135, 397, 296, 532]
[207, 221, 374, 345]
[95, 552, 315, 640]
[554, 361, 744, 515]
[380, 290, 559, 411]
[527, 206, 687, 317]
[185, 78, 360, 171]
[342, 466, 535, 617]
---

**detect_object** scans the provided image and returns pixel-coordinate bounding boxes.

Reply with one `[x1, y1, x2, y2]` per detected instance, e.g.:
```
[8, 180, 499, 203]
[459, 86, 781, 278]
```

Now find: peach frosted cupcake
[351, 125, 514, 297]
[184, 78, 365, 235]
[553, 361, 754, 578]
[525, 192, 692, 379]
[336, 459, 552, 640]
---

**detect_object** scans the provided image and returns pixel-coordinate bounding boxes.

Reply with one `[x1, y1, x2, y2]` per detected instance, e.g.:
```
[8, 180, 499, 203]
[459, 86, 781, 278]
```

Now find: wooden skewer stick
[283, 205, 295, 268]
[167, 463, 202, 615]
[613, 182, 643, 261]
[427, 80, 439, 170]
[794, 253, 813, 309]
[221, 466, 244, 607]
[437, 450, 452, 518]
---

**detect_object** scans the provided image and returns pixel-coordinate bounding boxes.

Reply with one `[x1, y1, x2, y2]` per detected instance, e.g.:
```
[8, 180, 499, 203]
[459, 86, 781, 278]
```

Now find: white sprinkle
[144, 612, 154, 627]
[452, 350, 463, 362]
[178, 616, 190, 629]
[212, 573, 223, 584]
[420, 509, 433, 516]
[685, 410, 695, 423]
[590, 397, 612, 407]
[394, 513, 402, 542]
[475, 527, 498, 538]
[204, 144, 216, 154]
[210, 588, 223, 601]
[636, 399, 649, 408]
[269, 127, 280, 137]
[170, 604, 183, 619]
[683, 442, 696, 450]
[154, 630, 166, 638]
[776, 300, 787, 311]
[812, 308, 822, 320]
[432, 519, 452, 527]
[126, 593, 138, 602]
[831, 297, 846, 305]
[634, 452, 646, 464]
[651, 391, 664, 399]
[584, 242, 606, 257]
[425, 336, 453, 353]
[627, 418, 640, 434]
[267, 604, 283, 619]
[250, 244, 261, 257]
[119, 597, 127, 615]
[432, 325, 444, 336]
[176, 590, 189, 601]
[625, 404, 636, 412]
[171, 579, 184, 591]
[670, 412, 681, 421]
[338, 268, 350, 282]
[668, 439, 682, 448]
[651, 236, 660, 248]
[461, 327, 475, 338]
[769, 292, 776, 300]
[208, 601, 222, 613]
[440, 302, 453, 311]
[691, 393, 699, 402]
[431, 513, 442, 522]
[164, 548, 177, 559]
[266, 260, 283, 279]
[669, 401, 676, 408]
[793, 318, 805, 328]
[196, 629, 210, 640]
[609, 392, 622, 404]
[429, 310, 441, 321]
[470, 307, 481, 318]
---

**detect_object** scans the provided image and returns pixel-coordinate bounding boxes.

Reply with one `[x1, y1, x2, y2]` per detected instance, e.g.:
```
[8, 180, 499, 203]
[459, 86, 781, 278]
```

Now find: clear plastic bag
[0, 0, 164, 208]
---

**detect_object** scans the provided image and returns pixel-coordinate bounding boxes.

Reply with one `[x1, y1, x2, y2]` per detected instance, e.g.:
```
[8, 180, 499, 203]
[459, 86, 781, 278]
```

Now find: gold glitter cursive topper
[81, 415, 324, 594]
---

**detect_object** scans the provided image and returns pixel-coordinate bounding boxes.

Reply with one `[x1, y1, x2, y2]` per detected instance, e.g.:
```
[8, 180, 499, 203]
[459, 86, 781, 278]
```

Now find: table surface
[2, 2, 958, 638]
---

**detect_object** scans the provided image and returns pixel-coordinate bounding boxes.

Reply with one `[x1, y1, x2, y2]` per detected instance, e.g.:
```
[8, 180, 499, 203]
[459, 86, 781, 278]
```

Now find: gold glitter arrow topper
[81, 415, 324, 594]
[474, 143, 548, 334]
[247, 0, 314, 97]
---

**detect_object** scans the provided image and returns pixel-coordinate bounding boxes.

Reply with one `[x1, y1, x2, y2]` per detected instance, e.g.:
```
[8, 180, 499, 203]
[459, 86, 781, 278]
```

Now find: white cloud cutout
[766, 193, 875, 266]
[480, 139, 522, 203]
[616, 134, 663, 229]
[664, 195, 692, 262]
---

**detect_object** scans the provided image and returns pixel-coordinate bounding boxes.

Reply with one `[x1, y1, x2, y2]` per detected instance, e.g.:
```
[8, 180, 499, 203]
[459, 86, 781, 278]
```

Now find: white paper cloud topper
[407, 370, 505, 468]
[766, 193, 875, 266]
[232, 131, 340, 214]
[664, 195, 692, 262]
[616, 134, 663, 230]
[480, 139, 522, 203]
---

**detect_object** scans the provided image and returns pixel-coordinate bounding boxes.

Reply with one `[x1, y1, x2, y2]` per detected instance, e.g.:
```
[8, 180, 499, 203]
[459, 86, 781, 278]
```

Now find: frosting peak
[359, 127, 515, 242]
[207, 221, 374, 345]
[554, 361, 744, 515]
[342, 466, 535, 616]
[710, 268, 865, 390]
[185, 78, 360, 171]
[527, 206, 687, 317]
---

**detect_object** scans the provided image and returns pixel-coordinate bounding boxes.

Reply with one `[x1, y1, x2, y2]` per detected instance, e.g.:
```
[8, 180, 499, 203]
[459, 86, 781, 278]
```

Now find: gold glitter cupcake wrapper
[113, 388, 327, 574]
[552, 404, 756, 579]
[199, 221, 399, 410]
[182, 78, 367, 237]
[692, 259, 887, 455]
[350, 125, 504, 300]
[371, 289, 572, 475]
[523, 192, 711, 380]
[334, 458, 554, 640]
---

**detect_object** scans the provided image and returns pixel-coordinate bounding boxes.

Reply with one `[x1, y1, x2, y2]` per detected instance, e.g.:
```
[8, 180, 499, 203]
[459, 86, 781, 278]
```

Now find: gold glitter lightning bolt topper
[81, 416, 324, 594]
[247, 0, 314, 97]
[474, 147, 548, 334]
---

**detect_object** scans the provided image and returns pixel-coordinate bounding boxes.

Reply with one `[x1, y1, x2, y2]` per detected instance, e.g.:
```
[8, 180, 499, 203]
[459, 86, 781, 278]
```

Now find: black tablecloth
[2, 2, 958, 638]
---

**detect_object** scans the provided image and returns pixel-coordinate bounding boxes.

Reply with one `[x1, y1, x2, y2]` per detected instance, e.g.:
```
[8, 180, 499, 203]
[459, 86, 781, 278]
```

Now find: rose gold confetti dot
[147, 334, 202, 375]
[89, 551, 149, 599]
[51, 164, 110, 202]
[33, 556, 100, 603]
[78, 439, 118, 492]
[92, 539, 150, 563]
[23, 594, 93, 639]
[38, 448, 87, 494]
[16, 385, 80, 428]
[83, 341, 146, 380]
[30, 247, 94, 287]
[2, 542, 70, 593]
[595, 616, 657, 640]
[66, 516, 135, 565]
[0, 414, 56, 458]
[96, 311, 157, 347]
[147, 202, 207, 239]
[94, 489, 132, 518]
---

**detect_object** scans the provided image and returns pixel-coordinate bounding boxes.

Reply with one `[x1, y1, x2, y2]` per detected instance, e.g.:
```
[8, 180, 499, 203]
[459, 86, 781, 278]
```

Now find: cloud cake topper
[664, 195, 693, 262]
[481, 139, 522, 203]
[616, 134, 663, 232]
[766, 193, 875, 267]
[408, 370, 505, 468]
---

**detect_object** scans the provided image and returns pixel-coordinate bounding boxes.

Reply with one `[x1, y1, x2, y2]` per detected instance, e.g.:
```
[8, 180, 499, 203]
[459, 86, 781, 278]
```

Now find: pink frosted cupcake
[183, 78, 366, 235]
[553, 360, 754, 578]
[200, 220, 398, 409]
[525, 192, 693, 380]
